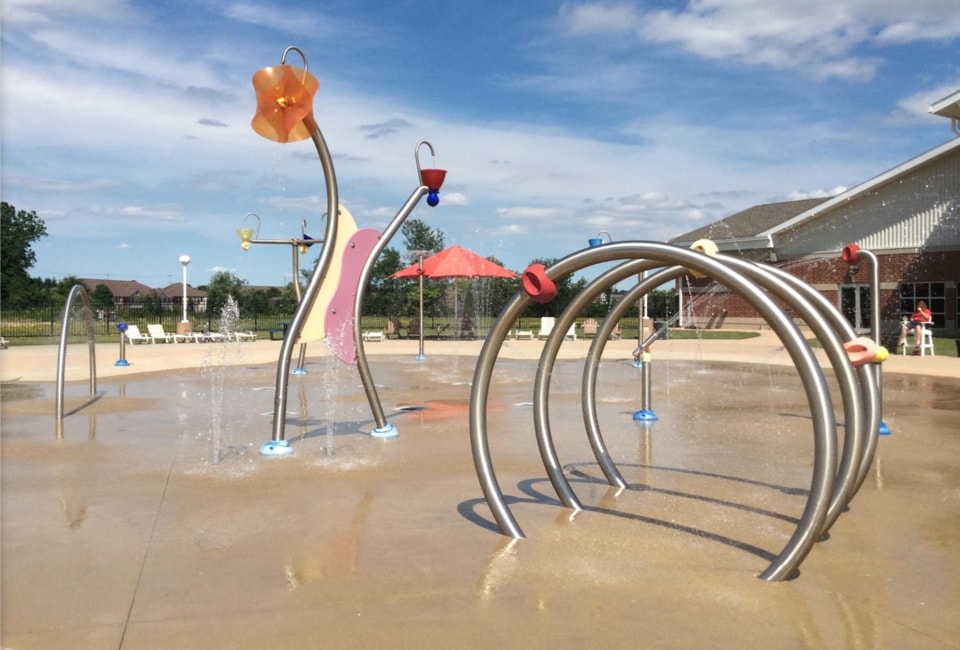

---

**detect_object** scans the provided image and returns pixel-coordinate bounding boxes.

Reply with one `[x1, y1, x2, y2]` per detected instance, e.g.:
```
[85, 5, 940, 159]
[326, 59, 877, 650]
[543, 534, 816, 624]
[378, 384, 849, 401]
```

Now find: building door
[840, 284, 871, 333]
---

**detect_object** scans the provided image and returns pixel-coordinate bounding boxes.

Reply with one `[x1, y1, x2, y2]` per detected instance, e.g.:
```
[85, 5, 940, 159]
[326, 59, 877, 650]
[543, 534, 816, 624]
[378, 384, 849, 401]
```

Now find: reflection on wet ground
[2, 355, 958, 649]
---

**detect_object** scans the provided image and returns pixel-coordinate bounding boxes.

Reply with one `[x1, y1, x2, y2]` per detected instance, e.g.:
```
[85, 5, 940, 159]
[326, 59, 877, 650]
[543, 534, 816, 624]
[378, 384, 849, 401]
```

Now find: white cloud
[557, 0, 960, 80]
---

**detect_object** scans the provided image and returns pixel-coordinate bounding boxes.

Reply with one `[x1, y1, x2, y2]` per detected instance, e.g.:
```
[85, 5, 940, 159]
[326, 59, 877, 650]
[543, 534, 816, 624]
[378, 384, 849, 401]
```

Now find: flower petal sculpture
[251, 63, 319, 143]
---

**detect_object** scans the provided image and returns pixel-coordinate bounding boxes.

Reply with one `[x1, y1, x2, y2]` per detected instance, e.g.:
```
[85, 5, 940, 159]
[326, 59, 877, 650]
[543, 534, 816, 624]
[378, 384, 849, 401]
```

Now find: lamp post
[178, 255, 191, 323]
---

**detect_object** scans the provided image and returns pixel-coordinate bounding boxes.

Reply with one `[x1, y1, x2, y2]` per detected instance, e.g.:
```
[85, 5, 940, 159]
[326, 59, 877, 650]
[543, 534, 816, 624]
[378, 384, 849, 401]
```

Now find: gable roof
[670, 198, 828, 245]
[670, 136, 960, 251]
[80, 278, 157, 298]
[158, 283, 207, 298]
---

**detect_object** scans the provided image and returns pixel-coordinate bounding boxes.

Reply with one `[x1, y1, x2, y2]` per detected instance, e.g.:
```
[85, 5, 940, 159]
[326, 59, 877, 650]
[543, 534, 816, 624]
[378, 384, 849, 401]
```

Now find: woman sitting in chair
[897, 300, 931, 353]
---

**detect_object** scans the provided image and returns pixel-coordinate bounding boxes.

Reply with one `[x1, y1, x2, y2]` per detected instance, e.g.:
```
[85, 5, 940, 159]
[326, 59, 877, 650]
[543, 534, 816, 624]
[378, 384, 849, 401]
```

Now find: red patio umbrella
[389, 245, 517, 348]
[389, 244, 517, 281]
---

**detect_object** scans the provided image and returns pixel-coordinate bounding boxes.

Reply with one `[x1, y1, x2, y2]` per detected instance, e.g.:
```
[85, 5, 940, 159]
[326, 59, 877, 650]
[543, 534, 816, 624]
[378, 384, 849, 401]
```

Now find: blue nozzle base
[260, 440, 293, 456]
[632, 409, 658, 421]
[371, 423, 399, 439]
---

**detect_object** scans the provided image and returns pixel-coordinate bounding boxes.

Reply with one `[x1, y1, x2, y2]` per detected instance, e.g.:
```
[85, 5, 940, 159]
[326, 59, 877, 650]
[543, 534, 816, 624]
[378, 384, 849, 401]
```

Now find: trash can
[653, 321, 668, 339]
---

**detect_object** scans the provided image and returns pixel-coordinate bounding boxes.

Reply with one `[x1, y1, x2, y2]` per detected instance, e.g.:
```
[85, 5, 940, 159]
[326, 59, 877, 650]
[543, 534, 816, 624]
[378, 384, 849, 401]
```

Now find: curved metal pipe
[848, 248, 884, 494]
[56, 285, 97, 438]
[470, 242, 837, 581]
[270, 114, 339, 443]
[353, 185, 430, 433]
[718, 257, 865, 535]
[581, 265, 685, 485]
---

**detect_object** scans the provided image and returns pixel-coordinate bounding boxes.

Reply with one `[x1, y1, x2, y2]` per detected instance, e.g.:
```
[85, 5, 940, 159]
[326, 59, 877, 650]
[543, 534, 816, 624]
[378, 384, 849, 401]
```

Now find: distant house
[670, 89, 960, 338]
[80, 278, 208, 314]
[159, 283, 208, 314]
[80, 279, 157, 307]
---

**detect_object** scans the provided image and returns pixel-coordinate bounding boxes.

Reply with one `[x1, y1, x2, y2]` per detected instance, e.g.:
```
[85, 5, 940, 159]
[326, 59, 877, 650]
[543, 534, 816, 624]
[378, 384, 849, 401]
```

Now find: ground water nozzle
[521, 263, 557, 303]
[261, 439, 293, 456]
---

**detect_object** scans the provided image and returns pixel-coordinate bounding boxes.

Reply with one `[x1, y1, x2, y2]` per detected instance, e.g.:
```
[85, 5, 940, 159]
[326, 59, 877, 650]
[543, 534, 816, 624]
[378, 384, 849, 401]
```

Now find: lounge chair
[124, 325, 153, 344]
[0, 336, 8, 349]
[514, 330, 534, 340]
[537, 317, 555, 339]
[362, 330, 385, 342]
[147, 323, 191, 343]
[232, 330, 257, 342]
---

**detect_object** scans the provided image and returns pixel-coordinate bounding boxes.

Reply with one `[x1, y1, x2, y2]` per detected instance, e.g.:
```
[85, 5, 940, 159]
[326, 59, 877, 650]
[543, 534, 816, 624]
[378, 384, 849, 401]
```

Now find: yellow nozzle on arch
[689, 238, 718, 278]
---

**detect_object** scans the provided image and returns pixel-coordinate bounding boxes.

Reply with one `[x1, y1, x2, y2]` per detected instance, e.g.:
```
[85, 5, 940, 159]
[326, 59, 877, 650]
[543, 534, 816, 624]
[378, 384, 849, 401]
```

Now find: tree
[400, 218, 444, 261]
[1, 202, 48, 307]
[204, 271, 247, 318]
[91, 284, 115, 310]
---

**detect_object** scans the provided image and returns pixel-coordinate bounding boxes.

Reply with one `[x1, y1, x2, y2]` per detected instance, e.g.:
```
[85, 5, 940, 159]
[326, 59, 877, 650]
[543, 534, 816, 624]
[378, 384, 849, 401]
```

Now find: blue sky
[2, 0, 959, 289]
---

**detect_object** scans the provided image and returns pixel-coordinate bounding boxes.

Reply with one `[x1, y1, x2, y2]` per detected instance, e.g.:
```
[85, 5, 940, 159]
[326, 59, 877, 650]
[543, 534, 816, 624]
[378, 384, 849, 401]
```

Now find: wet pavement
[1, 350, 959, 649]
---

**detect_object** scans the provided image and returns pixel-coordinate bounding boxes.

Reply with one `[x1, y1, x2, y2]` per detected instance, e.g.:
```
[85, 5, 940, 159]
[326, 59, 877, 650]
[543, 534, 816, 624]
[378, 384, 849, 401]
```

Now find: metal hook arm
[414, 140, 436, 176]
[280, 46, 308, 71]
[242, 212, 262, 239]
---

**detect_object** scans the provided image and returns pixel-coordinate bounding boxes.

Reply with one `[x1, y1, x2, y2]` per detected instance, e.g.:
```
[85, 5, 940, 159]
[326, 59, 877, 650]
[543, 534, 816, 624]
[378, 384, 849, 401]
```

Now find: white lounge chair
[232, 330, 257, 342]
[537, 317, 555, 339]
[147, 323, 191, 343]
[0, 336, 8, 349]
[514, 330, 534, 340]
[362, 330, 385, 342]
[124, 325, 153, 344]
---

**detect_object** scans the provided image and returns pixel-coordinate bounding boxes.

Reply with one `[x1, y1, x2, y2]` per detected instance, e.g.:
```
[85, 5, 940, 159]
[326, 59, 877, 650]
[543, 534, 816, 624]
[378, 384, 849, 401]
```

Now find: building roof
[80, 278, 157, 298]
[930, 89, 960, 121]
[158, 283, 207, 298]
[670, 198, 828, 245]
[670, 136, 960, 251]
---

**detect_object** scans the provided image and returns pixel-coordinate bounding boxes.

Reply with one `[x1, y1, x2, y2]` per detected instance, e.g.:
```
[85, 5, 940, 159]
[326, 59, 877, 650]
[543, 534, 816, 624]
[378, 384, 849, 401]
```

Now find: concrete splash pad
[2, 354, 958, 648]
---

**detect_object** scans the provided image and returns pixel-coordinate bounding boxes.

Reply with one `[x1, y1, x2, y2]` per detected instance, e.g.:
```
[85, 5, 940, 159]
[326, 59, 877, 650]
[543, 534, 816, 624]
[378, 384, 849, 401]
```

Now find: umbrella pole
[418, 268, 426, 360]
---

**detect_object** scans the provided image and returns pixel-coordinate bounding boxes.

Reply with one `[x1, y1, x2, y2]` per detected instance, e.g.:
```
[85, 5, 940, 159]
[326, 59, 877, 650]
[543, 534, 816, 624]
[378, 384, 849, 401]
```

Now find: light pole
[179, 255, 191, 323]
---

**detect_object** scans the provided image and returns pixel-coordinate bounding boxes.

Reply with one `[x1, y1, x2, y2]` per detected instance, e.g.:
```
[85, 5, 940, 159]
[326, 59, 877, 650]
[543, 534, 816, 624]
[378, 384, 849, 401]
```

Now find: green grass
[660, 329, 761, 341]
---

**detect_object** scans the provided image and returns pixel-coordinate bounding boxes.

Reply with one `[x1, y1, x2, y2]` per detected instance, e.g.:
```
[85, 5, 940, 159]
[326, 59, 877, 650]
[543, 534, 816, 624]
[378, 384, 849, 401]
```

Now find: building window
[898, 282, 945, 328]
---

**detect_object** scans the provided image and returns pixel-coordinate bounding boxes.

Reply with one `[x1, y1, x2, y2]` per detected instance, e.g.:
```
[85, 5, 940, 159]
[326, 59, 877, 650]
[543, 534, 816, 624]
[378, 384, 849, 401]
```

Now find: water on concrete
[2, 354, 958, 649]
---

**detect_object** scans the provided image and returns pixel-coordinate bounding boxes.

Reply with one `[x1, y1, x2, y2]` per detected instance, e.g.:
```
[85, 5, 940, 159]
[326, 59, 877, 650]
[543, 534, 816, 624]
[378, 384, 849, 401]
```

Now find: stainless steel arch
[55, 284, 97, 439]
[470, 241, 838, 580]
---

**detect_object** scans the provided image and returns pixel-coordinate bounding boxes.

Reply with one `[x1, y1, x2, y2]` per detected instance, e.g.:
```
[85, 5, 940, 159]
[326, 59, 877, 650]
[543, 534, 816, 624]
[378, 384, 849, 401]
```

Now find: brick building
[670, 90, 960, 339]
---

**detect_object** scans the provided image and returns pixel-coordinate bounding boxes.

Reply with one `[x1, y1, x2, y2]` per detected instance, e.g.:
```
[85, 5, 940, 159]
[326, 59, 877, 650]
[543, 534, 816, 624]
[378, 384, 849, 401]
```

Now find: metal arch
[470, 241, 838, 581]
[716, 256, 866, 535]
[534, 259, 671, 498]
[55, 284, 98, 439]
[581, 265, 685, 484]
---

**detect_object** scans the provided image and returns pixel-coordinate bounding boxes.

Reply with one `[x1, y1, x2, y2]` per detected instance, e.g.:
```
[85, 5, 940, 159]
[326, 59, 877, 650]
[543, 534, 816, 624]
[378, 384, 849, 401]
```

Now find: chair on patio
[362, 330, 385, 342]
[514, 329, 534, 340]
[124, 325, 153, 344]
[147, 323, 191, 343]
[903, 321, 936, 357]
[537, 317, 555, 339]
[582, 318, 598, 337]
[232, 330, 257, 342]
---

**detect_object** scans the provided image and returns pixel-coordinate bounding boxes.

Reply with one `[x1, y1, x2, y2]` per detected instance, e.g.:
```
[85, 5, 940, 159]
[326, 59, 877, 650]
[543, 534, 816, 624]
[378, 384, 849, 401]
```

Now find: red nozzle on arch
[522, 263, 557, 303]
[841, 243, 860, 265]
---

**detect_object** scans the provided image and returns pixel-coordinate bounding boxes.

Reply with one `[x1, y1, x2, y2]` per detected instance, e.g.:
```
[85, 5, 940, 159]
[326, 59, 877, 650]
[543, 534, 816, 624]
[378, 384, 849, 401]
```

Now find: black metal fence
[0, 299, 293, 339]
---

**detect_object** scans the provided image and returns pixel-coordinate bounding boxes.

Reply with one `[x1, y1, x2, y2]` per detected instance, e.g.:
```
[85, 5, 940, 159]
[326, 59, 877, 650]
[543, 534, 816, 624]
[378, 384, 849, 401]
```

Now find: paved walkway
[2, 330, 956, 383]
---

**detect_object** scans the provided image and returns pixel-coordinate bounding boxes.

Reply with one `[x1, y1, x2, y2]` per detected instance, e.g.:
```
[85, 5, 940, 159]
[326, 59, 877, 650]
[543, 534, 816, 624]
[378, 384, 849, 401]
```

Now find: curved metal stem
[270, 114, 339, 443]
